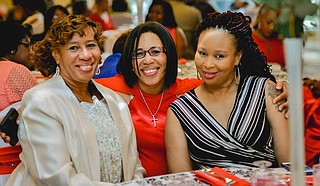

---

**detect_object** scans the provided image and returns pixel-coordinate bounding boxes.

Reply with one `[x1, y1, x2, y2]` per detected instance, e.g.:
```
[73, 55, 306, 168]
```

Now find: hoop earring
[95, 67, 101, 75]
[56, 66, 60, 74]
[10, 50, 16, 54]
[234, 65, 240, 85]
[197, 71, 202, 80]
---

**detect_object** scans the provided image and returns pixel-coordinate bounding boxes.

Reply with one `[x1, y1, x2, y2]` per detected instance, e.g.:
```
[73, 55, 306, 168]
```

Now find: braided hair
[195, 11, 276, 84]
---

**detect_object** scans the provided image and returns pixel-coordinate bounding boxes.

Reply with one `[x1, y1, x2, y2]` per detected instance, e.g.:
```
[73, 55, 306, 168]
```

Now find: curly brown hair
[32, 14, 105, 77]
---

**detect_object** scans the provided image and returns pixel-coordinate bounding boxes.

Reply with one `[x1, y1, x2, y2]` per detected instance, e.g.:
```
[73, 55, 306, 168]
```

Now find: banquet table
[115, 167, 289, 186]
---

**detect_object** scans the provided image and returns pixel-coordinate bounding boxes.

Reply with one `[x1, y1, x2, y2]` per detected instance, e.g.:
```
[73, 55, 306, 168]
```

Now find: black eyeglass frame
[19, 41, 31, 48]
[132, 46, 166, 59]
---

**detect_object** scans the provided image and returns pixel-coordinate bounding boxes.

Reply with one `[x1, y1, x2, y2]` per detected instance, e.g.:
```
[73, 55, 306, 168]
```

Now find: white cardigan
[5, 74, 145, 186]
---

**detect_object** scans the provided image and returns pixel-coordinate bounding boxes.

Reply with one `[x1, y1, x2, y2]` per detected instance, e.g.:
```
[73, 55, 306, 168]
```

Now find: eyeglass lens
[133, 46, 165, 59]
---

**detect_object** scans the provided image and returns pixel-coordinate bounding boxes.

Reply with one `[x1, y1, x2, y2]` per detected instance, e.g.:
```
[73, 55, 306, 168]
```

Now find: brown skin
[254, 7, 279, 39]
[166, 29, 289, 173]
[4, 36, 34, 70]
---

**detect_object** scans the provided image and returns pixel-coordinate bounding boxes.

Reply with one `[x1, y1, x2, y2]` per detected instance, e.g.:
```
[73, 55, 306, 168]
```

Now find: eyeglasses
[19, 41, 31, 48]
[132, 46, 166, 59]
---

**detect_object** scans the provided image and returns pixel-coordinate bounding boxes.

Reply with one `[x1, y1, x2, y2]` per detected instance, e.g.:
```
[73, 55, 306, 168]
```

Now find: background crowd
[0, 0, 319, 185]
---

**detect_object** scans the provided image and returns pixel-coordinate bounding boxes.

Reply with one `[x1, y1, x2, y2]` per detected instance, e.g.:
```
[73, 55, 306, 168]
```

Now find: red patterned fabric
[304, 86, 320, 167]
[96, 75, 202, 176]
[0, 61, 38, 111]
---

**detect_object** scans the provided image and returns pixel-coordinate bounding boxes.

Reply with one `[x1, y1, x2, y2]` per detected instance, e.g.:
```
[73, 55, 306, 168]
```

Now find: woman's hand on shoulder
[273, 80, 289, 119]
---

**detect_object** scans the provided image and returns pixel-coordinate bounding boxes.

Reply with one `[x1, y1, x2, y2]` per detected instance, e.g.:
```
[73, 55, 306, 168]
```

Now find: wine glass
[250, 160, 273, 186]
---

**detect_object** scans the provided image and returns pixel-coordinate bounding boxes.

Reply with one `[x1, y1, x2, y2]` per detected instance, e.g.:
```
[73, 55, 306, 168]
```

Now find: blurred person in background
[34, 5, 70, 42]
[72, 0, 92, 18]
[145, 0, 188, 60]
[94, 29, 132, 79]
[110, 0, 133, 28]
[6, 3, 26, 23]
[167, 0, 202, 60]
[0, 20, 34, 71]
[184, 0, 216, 19]
[0, 20, 38, 185]
[230, 0, 249, 11]
[303, 78, 320, 167]
[12, 0, 47, 43]
[90, 0, 115, 31]
[252, 4, 285, 69]
[44, 5, 69, 33]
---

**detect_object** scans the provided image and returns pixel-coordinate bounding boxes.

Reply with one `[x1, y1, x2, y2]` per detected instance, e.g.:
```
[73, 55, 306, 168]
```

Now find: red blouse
[252, 33, 285, 68]
[96, 75, 202, 177]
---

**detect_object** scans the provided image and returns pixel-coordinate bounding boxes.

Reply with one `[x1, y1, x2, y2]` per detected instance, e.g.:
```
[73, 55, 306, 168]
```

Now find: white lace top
[80, 95, 122, 183]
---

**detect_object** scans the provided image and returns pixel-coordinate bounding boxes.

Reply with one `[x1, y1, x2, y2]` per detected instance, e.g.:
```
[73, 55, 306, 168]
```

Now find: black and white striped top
[169, 76, 277, 169]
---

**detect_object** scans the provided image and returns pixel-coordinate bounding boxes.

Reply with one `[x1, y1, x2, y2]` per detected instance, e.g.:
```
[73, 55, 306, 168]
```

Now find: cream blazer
[5, 74, 145, 186]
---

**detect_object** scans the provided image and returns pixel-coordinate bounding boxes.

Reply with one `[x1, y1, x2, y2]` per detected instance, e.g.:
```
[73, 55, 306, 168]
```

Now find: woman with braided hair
[165, 11, 289, 172]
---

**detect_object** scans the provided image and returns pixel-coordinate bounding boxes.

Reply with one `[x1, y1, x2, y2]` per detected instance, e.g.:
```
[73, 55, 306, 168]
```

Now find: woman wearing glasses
[96, 21, 289, 177]
[0, 20, 37, 113]
[0, 20, 37, 184]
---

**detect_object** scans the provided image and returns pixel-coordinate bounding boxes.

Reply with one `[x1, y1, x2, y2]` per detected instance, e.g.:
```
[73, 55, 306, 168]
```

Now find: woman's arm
[165, 108, 193, 173]
[265, 80, 290, 166]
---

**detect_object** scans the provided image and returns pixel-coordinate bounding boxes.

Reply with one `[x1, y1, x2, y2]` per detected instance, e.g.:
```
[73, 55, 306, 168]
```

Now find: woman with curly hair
[165, 11, 289, 172]
[5, 14, 144, 186]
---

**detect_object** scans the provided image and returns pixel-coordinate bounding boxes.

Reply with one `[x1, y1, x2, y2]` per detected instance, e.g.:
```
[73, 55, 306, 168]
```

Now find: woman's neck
[138, 83, 165, 95]
[65, 80, 92, 102]
[199, 78, 238, 98]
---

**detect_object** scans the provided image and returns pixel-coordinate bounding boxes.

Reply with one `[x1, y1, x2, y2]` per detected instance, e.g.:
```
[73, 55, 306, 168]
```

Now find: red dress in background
[303, 86, 320, 167]
[252, 33, 285, 68]
[167, 27, 177, 43]
[96, 75, 202, 177]
[90, 12, 115, 31]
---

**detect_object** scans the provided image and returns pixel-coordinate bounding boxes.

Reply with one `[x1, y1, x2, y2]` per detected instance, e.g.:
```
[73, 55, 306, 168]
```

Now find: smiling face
[195, 29, 242, 88]
[132, 32, 167, 94]
[52, 26, 101, 86]
[147, 5, 164, 24]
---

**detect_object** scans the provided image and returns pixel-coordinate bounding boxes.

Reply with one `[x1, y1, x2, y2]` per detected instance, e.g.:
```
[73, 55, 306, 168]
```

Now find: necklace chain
[138, 87, 164, 128]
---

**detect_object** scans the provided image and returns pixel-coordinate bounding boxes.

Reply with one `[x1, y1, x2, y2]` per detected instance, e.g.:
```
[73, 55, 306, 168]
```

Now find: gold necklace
[138, 87, 164, 128]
